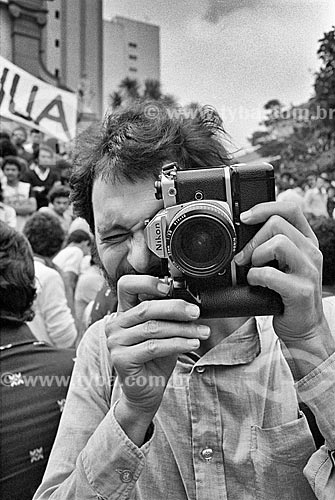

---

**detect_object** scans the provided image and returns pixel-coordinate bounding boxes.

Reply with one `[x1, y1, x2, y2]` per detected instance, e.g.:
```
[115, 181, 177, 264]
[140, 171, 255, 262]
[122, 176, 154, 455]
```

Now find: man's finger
[116, 299, 200, 329]
[240, 201, 318, 246]
[117, 275, 170, 313]
[107, 320, 210, 348]
[235, 215, 318, 265]
[113, 337, 201, 366]
[247, 266, 316, 305]
[249, 235, 316, 277]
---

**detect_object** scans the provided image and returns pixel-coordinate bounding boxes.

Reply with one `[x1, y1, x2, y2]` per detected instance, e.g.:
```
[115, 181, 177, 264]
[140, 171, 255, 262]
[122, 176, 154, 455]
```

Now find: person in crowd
[53, 229, 91, 318]
[326, 185, 335, 218]
[88, 282, 118, 327]
[0, 178, 16, 228]
[0, 131, 11, 140]
[74, 251, 105, 342]
[304, 172, 317, 191]
[309, 216, 335, 297]
[24, 128, 43, 158]
[0, 221, 75, 500]
[55, 158, 72, 186]
[1, 155, 37, 231]
[304, 173, 328, 217]
[39, 185, 73, 234]
[34, 101, 335, 500]
[11, 126, 32, 164]
[276, 172, 305, 211]
[319, 172, 331, 191]
[0, 137, 17, 173]
[23, 144, 60, 209]
[68, 215, 91, 235]
[23, 212, 77, 348]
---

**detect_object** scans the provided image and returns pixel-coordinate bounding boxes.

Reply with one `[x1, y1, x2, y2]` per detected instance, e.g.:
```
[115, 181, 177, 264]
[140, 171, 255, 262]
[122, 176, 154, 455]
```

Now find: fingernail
[187, 339, 200, 348]
[157, 281, 170, 294]
[186, 304, 200, 318]
[234, 250, 244, 264]
[240, 210, 251, 222]
[197, 325, 211, 338]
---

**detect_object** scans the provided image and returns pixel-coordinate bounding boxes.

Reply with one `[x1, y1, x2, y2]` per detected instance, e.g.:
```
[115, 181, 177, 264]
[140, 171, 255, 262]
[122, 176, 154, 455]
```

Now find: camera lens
[180, 220, 222, 263]
[167, 202, 236, 277]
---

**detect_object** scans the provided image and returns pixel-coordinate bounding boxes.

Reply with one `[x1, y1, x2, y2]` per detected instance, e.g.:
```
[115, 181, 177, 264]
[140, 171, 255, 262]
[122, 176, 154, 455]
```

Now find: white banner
[0, 56, 78, 142]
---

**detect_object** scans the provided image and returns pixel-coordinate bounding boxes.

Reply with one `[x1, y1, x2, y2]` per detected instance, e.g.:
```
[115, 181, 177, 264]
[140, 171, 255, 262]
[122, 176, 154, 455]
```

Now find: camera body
[145, 162, 283, 317]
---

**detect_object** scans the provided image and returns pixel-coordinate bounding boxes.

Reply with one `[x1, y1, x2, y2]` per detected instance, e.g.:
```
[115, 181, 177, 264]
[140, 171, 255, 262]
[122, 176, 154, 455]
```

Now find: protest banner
[0, 56, 78, 142]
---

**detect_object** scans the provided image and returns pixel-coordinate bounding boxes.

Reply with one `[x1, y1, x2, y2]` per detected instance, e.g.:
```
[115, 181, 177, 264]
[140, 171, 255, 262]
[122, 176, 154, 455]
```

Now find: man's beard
[95, 252, 163, 295]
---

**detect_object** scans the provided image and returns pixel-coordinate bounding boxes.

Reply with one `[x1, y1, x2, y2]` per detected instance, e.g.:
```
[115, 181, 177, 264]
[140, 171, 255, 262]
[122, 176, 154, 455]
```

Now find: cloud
[203, 0, 260, 23]
[203, 0, 326, 24]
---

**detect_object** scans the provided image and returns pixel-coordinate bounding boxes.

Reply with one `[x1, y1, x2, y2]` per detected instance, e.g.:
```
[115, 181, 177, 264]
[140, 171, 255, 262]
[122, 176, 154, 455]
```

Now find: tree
[248, 27, 335, 177]
[143, 79, 162, 100]
[118, 77, 140, 99]
[108, 78, 177, 110]
[314, 27, 335, 132]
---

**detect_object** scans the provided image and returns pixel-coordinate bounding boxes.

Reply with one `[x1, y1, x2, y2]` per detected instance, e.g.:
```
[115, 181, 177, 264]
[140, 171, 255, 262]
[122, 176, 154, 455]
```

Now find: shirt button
[201, 447, 213, 462]
[118, 469, 133, 483]
[195, 366, 206, 373]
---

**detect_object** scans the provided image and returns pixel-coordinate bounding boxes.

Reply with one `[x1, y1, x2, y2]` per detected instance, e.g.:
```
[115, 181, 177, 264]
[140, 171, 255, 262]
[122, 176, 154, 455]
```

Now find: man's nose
[127, 230, 157, 274]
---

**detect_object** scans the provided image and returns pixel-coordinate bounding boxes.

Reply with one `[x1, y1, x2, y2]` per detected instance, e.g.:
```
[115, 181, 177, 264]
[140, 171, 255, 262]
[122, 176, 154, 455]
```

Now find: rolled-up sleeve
[33, 320, 154, 500]
[297, 352, 335, 500]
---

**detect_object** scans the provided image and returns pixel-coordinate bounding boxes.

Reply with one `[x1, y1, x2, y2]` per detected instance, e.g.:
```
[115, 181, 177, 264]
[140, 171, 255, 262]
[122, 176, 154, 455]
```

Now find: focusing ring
[166, 202, 237, 277]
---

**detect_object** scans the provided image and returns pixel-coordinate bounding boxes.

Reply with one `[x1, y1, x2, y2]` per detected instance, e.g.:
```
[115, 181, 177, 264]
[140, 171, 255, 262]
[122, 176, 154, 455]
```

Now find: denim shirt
[33, 313, 327, 500]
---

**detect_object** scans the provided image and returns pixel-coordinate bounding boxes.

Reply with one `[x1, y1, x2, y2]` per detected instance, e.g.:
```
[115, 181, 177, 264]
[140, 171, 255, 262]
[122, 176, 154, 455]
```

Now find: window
[128, 42, 137, 49]
[55, 69, 59, 78]
[55, 39, 59, 48]
[129, 67, 137, 72]
[129, 54, 137, 60]
[55, 10, 60, 19]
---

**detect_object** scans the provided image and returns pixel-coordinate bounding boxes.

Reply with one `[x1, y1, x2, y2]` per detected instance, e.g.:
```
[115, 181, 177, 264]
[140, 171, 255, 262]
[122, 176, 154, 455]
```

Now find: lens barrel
[166, 202, 236, 277]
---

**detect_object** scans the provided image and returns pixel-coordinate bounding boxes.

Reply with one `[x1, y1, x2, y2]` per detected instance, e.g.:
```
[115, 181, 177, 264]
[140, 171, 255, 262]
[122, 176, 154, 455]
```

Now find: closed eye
[101, 233, 130, 245]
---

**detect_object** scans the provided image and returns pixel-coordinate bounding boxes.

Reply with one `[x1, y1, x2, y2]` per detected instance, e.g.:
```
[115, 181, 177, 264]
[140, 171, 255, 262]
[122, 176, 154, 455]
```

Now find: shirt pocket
[250, 412, 317, 500]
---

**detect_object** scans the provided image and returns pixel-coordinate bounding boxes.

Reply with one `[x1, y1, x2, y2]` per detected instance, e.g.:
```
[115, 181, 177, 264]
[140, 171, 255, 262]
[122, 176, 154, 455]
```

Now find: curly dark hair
[70, 100, 231, 233]
[48, 184, 71, 203]
[23, 212, 65, 258]
[2, 155, 23, 172]
[309, 216, 335, 286]
[0, 139, 17, 158]
[66, 229, 91, 245]
[0, 222, 36, 321]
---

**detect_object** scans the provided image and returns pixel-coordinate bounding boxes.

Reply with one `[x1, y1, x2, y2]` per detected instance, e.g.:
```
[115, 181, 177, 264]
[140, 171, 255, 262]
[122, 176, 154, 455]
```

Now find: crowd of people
[0, 126, 105, 344]
[1, 102, 335, 500]
[276, 170, 335, 219]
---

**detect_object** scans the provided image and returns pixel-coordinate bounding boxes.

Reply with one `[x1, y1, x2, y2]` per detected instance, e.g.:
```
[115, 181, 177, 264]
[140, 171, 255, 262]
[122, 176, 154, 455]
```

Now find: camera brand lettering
[155, 222, 163, 251]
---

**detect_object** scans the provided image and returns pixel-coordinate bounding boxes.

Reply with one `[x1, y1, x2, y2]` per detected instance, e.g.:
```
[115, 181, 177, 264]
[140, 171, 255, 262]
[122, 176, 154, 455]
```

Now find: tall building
[103, 16, 160, 113]
[0, 0, 103, 126]
[43, 0, 103, 123]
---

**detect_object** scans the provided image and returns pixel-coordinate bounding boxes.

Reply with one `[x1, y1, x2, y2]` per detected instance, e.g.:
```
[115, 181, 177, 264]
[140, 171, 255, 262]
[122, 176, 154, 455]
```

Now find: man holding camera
[34, 102, 335, 500]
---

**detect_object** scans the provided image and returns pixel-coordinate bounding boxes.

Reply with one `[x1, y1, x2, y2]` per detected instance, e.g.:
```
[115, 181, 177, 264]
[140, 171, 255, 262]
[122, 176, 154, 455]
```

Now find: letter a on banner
[0, 55, 78, 142]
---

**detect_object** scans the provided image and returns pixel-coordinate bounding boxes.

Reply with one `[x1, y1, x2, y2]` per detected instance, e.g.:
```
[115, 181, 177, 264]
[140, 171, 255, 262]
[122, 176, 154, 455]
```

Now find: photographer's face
[92, 176, 163, 291]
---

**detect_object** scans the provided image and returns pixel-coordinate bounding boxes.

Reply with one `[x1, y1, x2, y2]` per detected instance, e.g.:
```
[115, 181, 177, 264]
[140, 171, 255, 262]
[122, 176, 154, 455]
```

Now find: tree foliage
[314, 27, 335, 130]
[108, 78, 177, 110]
[249, 27, 335, 176]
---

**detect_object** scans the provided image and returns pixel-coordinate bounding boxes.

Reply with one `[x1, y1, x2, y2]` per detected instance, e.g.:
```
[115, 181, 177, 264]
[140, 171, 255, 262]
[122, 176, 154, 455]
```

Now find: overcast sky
[103, 0, 334, 149]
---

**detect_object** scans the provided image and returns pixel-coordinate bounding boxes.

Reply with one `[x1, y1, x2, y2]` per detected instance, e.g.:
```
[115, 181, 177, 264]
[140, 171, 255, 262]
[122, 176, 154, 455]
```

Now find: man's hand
[234, 201, 335, 376]
[106, 275, 210, 444]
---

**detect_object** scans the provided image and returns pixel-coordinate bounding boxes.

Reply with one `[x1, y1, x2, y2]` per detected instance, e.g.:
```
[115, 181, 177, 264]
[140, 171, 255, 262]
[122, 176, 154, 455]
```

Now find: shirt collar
[0, 320, 36, 349]
[32, 164, 50, 180]
[180, 317, 261, 367]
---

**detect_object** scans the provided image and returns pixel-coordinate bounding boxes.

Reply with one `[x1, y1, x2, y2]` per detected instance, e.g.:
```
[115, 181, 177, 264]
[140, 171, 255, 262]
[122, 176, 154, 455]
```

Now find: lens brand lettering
[155, 222, 162, 251]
